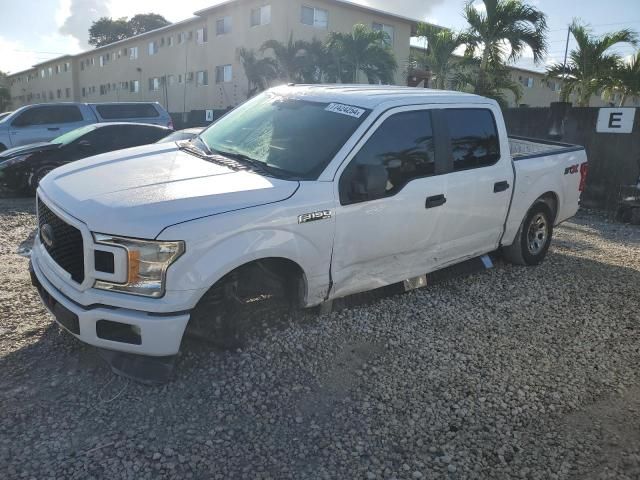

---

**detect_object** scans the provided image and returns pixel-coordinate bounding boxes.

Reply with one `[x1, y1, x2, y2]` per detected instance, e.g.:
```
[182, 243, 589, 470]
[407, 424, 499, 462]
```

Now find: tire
[187, 263, 298, 349]
[28, 165, 56, 195]
[503, 202, 554, 266]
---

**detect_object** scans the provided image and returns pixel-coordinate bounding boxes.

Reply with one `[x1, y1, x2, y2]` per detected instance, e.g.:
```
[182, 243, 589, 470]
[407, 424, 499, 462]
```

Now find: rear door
[331, 106, 449, 299]
[435, 105, 514, 265]
[9, 105, 87, 146]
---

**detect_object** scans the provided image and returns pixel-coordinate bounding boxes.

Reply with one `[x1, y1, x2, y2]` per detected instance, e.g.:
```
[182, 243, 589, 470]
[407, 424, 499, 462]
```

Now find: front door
[331, 107, 449, 299]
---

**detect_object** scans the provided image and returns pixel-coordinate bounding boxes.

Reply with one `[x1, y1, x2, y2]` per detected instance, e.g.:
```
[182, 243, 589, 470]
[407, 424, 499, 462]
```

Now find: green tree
[129, 13, 171, 36]
[463, 0, 548, 97]
[261, 34, 309, 82]
[88, 17, 132, 47]
[88, 14, 170, 47]
[299, 38, 332, 83]
[547, 22, 638, 106]
[414, 23, 466, 89]
[238, 48, 278, 98]
[604, 51, 640, 106]
[326, 24, 398, 84]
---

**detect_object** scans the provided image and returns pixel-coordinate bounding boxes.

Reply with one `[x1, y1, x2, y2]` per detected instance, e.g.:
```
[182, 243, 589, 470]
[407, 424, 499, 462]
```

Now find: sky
[0, 0, 638, 74]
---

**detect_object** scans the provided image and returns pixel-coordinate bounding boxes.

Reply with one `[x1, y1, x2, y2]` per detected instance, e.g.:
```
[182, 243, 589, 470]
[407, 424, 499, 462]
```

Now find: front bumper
[30, 253, 190, 356]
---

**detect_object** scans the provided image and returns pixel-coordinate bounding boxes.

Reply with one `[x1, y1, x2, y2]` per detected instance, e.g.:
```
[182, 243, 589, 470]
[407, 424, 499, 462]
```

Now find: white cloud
[0, 37, 39, 74]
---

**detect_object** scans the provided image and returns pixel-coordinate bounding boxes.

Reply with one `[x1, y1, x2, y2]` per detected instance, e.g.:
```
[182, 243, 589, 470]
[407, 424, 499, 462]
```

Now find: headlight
[93, 234, 185, 298]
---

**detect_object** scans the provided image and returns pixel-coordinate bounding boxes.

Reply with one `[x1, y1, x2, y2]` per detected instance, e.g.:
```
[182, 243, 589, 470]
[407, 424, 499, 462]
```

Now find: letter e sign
[596, 108, 636, 133]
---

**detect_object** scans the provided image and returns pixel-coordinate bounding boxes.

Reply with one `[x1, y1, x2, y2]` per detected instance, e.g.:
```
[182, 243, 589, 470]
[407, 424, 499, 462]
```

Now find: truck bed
[509, 136, 585, 160]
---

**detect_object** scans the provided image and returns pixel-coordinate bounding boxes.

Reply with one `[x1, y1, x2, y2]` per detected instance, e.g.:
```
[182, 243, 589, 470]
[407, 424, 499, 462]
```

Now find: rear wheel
[187, 261, 302, 349]
[503, 202, 554, 266]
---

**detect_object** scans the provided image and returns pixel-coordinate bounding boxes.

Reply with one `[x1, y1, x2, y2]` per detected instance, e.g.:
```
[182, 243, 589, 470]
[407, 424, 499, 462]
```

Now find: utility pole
[561, 27, 570, 79]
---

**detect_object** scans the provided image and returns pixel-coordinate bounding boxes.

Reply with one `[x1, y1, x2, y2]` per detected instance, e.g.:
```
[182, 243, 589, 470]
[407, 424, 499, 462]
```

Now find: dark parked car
[0, 122, 171, 194]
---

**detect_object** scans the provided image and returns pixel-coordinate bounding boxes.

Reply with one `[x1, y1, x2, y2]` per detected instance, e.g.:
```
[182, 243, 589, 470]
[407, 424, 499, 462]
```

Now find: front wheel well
[202, 257, 308, 308]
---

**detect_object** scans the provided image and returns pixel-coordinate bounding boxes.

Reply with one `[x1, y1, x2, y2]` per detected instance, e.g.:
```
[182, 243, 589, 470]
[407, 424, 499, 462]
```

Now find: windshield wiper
[211, 149, 297, 179]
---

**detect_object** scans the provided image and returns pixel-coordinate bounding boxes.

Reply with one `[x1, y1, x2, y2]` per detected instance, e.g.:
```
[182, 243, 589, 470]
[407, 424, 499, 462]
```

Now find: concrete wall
[503, 106, 640, 209]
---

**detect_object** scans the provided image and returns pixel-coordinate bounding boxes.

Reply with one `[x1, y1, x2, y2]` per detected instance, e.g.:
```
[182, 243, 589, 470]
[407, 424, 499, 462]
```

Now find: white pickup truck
[30, 85, 588, 362]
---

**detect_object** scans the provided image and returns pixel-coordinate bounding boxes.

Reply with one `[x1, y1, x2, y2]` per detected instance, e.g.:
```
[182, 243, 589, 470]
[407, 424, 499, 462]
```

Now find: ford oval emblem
[40, 224, 55, 248]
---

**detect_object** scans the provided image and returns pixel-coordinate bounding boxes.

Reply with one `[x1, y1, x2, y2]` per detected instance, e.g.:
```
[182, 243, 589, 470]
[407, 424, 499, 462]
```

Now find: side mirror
[351, 164, 389, 201]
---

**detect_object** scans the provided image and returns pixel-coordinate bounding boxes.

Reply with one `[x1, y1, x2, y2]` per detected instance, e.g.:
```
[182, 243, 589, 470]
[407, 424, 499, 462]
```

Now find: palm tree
[451, 58, 522, 108]
[299, 38, 331, 83]
[237, 48, 278, 98]
[261, 33, 309, 82]
[604, 51, 640, 106]
[415, 23, 466, 89]
[326, 24, 398, 84]
[0, 71, 10, 111]
[547, 22, 637, 106]
[463, 0, 548, 96]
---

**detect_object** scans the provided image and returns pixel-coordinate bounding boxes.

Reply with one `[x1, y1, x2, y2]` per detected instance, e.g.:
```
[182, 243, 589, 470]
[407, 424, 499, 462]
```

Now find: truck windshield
[198, 92, 370, 180]
[52, 125, 98, 146]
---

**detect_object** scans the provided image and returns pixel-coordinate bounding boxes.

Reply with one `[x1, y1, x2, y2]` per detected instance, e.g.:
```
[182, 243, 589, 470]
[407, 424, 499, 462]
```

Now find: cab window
[340, 110, 435, 205]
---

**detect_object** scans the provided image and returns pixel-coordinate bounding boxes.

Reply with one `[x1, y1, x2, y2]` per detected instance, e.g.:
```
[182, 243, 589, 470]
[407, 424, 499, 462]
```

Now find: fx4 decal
[298, 210, 332, 224]
[564, 164, 579, 175]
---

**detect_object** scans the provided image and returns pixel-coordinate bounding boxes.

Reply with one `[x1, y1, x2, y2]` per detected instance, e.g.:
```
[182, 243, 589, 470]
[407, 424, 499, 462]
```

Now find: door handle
[425, 194, 447, 209]
[494, 181, 510, 193]
[47, 127, 60, 131]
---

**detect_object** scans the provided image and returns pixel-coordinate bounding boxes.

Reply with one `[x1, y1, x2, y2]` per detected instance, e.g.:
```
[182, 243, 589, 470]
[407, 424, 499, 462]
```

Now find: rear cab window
[444, 109, 501, 171]
[95, 104, 160, 120]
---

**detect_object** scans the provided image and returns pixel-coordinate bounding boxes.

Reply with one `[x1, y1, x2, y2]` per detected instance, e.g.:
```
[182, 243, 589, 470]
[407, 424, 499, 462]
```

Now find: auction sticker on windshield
[325, 103, 366, 118]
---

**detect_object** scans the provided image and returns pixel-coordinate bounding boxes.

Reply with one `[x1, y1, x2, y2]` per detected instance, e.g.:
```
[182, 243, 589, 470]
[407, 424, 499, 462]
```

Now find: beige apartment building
[8, 0, 415, 114]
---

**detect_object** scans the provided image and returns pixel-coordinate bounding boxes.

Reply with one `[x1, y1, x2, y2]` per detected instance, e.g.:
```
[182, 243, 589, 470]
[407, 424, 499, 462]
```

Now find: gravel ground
[0, 197, 639, 480]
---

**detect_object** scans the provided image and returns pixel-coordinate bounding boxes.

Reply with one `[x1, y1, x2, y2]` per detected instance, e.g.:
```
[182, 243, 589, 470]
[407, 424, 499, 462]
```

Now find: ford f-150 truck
[30, 85, 588, 364]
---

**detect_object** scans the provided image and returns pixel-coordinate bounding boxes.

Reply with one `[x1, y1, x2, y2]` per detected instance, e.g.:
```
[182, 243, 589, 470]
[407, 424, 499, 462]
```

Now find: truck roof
[271, 84, 494, 110]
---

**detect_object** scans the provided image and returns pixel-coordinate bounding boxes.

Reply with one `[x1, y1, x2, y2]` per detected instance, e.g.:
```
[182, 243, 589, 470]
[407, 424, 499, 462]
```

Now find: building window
[372, 22, 394, 46]
[178, 32, 186, 44]
[65, 88, 71, 98]
[130, 46, 138, 60]
[149, 41, 158, 56]
[40, 69, 45, 78]
[167, 36, 174, 47]
[250, 5, 271, 27]
[99, 85, 106, 95]
[65, 62, 70, 72]
[55, 65, 61, 74]
[149, 77, 161, 91]
[519, 76, 534, 88]
[168, 74, 176, 86]
[216, 16, 232, 35]
[56, 89, 62, 98]
[47, 67, 53, 76]
[130, 80, 140, 93]
[301, 6, 328, 28]
[196, 27, 208, 45]
[215, 65, 232, 83]
[196, 70, 209, 86]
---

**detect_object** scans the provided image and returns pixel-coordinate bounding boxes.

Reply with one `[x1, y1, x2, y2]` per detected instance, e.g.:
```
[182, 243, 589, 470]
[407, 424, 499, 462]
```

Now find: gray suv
[0, 102, 173, 151]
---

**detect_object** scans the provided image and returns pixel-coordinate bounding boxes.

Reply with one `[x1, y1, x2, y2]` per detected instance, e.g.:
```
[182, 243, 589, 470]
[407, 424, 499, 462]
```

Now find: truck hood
[39, 143, 299, 239]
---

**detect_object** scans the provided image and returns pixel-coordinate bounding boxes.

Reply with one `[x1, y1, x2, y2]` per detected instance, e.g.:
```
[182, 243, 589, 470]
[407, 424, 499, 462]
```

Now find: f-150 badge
[298, 210, 332, 224]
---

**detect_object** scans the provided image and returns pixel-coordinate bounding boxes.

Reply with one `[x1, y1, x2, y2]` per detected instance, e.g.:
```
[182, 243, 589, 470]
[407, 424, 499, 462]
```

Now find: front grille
[37, 197, 85, 283]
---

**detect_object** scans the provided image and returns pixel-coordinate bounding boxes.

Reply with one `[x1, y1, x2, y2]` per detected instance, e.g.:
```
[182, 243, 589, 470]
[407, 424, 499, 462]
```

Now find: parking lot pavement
[1, 197, 639, 480]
